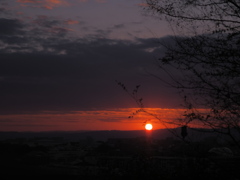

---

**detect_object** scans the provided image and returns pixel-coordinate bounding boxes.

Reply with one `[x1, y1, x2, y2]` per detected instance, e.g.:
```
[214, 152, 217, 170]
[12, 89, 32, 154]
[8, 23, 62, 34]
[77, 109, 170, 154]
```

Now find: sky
[0, 0, 183, 132]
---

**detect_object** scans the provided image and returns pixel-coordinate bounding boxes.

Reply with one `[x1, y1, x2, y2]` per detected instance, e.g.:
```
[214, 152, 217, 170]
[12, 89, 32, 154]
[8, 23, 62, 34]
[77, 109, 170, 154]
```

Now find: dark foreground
[1, 133, 240, 180]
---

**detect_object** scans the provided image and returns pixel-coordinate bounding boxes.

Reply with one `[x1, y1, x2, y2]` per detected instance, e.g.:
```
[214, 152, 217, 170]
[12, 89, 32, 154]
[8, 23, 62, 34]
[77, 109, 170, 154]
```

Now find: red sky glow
[0, 108, 186, 132]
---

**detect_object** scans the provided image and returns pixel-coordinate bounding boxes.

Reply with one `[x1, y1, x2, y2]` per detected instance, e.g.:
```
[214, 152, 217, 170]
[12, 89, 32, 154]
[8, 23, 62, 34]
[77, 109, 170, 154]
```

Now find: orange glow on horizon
[0, 108, 206, 132]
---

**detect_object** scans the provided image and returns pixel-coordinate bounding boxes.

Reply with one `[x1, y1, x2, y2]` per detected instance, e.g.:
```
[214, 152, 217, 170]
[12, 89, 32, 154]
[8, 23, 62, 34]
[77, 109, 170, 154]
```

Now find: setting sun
[145, 123, 153, 130]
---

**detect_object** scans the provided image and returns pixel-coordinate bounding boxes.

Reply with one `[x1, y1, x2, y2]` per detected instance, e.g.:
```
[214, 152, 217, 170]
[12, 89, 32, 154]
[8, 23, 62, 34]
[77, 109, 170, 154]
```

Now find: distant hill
[0, 128, 225, 142]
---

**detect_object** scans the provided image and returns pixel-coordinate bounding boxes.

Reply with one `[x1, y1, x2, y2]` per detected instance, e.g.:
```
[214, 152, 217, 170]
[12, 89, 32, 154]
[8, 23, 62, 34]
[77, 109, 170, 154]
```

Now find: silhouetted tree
[144, 0, 240, 147]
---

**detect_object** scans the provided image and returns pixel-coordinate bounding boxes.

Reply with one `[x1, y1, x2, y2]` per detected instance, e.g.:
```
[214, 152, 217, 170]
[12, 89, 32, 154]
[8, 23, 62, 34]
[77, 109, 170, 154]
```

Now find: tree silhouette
[144, 0, 240, 147]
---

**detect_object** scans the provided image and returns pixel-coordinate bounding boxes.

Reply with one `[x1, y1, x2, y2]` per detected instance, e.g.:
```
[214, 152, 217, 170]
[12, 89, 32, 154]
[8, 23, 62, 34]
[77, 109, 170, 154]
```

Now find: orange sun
[145, 123, 153, 130]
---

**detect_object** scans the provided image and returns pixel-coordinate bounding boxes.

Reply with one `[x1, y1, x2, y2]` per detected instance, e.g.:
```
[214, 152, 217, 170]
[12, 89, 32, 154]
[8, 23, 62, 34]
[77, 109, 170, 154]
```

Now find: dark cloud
[0, 18, 24, 35]
[29, 15, 73, 38]
[113, 24, 125, 29]
[0, 7, 9, 15]
[0, 0, 11, 15]
[0, 16, 73, 52]
[0, 41, 179, 114]
[33, 15, 61, 28]
[0, 14, 180, 115]
[94, 29, 112, 37]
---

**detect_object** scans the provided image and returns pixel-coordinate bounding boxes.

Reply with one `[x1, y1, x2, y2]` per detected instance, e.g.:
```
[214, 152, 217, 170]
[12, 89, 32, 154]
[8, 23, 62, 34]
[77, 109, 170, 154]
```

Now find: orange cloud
[65, 19, 79, 25]
[16, 0, 69, 9]
[138, 3, 149, 7]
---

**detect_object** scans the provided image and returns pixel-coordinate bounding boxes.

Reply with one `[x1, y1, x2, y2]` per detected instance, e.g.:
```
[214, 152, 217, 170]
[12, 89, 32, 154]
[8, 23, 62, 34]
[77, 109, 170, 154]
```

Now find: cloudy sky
[0, 0, 183, 131]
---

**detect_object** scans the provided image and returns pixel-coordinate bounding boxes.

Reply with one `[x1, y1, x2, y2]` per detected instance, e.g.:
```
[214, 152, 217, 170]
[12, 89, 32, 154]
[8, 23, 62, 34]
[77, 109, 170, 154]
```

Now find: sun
[145, 123, 153, 130]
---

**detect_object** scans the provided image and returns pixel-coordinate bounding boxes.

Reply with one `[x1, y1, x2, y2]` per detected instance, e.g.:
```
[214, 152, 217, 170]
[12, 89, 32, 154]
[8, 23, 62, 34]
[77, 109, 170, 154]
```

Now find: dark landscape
[1, 128, 240, 180]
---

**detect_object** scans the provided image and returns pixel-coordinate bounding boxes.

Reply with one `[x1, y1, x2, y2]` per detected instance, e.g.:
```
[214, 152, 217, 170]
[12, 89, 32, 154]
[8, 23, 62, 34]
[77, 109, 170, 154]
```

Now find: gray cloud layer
[0, 9, 180, 114]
